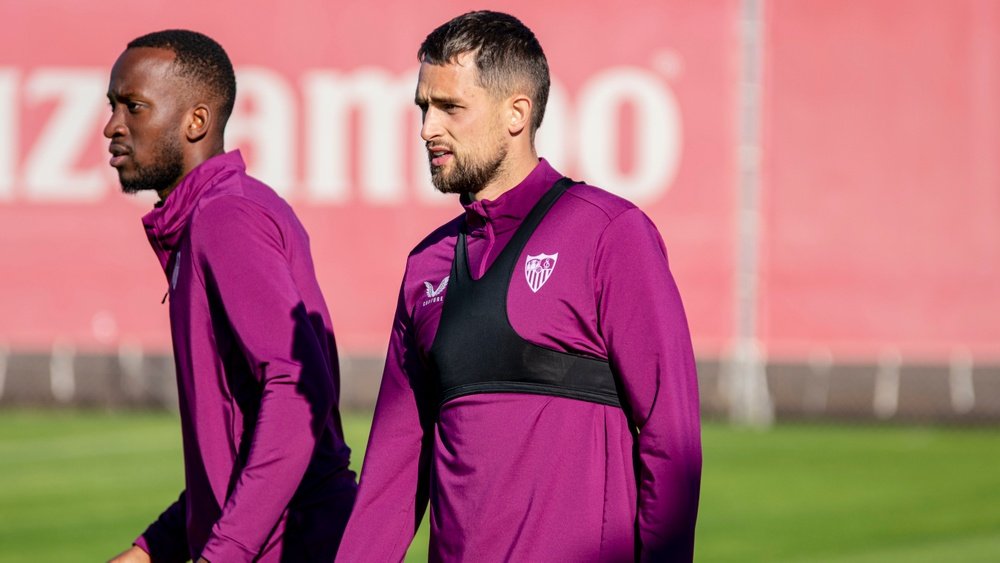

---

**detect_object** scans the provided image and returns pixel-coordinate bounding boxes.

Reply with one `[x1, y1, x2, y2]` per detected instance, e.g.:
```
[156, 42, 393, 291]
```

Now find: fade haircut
[418, 11, 550, 140]
[127, 29, 237, 126]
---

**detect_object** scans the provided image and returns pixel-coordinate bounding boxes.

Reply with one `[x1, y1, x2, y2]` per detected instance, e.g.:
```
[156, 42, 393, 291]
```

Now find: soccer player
[103, 30, 356, 563]
[337, 11, 701, 562]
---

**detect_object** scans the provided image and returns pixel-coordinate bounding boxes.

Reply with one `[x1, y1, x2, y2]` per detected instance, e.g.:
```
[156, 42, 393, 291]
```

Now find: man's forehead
[110, 47, 178, 86]
[416, 58, 482, 96]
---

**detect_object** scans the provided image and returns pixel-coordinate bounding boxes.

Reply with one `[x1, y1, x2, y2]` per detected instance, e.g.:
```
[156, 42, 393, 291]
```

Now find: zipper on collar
[477, 218, 496, 280]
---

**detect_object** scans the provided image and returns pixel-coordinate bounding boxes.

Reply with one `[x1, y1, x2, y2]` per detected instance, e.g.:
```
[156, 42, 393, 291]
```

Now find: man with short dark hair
[104, 29, 356, 563]
[337, 11, 701, 562]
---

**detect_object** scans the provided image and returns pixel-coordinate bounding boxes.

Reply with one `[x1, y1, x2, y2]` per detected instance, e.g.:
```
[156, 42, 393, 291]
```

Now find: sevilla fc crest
[525, 253, 558, 293]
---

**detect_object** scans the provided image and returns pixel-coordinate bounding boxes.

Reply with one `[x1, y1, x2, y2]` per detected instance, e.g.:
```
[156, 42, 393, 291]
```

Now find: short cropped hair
[128, 29, 237, 125]
[418, 11, 550, 139]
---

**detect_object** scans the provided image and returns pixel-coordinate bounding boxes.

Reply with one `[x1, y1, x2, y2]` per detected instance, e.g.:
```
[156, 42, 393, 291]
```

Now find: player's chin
[430, 167, 449, 184]
[117, 173, 145, 194]
[431, 173, 461, 195]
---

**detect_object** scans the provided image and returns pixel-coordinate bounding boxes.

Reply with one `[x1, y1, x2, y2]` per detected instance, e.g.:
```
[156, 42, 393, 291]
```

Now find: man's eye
[126, 102, 141, 112]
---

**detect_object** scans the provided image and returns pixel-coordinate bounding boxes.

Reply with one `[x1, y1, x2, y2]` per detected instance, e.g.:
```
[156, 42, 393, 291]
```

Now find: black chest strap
[427, 178, 621, 409]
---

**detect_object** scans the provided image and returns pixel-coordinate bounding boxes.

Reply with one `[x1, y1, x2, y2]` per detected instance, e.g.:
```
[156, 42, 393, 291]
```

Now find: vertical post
[50, 341, 76, 403]
[119, 340, 146, 402]
[949, 348, 975, 415]
[804, 349, 832, 415]
[726, 0, 774, 426]
[0, 344, 8, 401]
[873, 349, 901, 420]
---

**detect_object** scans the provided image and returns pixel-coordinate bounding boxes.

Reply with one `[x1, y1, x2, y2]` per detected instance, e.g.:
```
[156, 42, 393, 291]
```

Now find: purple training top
[136, 151, 356, 563]
[337, 159, 701, 562]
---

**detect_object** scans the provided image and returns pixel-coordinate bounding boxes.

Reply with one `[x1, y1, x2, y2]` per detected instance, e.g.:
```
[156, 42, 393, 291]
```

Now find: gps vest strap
[428, 178, 622, 408]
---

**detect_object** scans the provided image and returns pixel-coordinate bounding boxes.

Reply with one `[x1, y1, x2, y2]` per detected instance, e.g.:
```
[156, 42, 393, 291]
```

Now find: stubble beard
[119, 136, 186, 195]
[431, 142, 508, 196]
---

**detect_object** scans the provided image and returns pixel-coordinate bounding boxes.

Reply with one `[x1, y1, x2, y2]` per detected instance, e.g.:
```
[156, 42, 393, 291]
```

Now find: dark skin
[104, 46, 225, 202]
[104, 45, 220, 563]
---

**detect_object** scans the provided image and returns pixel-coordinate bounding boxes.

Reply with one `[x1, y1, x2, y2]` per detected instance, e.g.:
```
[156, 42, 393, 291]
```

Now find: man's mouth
[428, 146, 452, 168]
[108, 144, 131, 168]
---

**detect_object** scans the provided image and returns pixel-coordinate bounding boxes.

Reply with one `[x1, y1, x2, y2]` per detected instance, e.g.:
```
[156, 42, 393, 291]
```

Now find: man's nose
[103, 109, 124, 139]
[420, 109, 442, 142]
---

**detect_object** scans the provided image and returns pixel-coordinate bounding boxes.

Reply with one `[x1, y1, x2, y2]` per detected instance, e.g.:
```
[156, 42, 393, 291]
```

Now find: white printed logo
[422, 276, 449, 306]
[525, 253, 558, 293]
[424, 276, 449, 297]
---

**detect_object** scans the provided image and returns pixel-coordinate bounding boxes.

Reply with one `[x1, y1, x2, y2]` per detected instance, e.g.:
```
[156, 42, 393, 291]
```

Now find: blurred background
[0, 0, 998, 561]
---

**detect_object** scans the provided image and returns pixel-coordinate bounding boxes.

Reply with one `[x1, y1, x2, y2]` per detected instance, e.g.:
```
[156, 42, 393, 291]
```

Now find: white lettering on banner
[303, 68, 416, 204]
[577, 67, 682, 202]
[225, 67, 296, 196]
[1, 64, 684, 204]
[0, 70, 16, 201]
[23, 69, 107, 201]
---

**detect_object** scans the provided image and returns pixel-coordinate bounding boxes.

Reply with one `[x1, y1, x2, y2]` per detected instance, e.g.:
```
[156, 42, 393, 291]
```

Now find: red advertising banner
[762, 0, 1000, 362]
[0, 1, 738, 355]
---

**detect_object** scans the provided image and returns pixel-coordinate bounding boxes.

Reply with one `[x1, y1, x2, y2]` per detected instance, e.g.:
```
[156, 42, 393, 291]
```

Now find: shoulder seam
[562, 185, 635, 223]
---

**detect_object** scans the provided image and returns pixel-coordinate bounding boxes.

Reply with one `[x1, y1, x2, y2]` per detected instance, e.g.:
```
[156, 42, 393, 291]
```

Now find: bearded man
[337, 11, 701, 562]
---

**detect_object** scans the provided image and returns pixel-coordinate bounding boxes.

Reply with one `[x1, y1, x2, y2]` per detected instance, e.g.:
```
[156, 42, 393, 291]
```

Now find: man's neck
[156, 176, 185, 203]
[472, 153, 539, 202]
[157, 145, 226, 203]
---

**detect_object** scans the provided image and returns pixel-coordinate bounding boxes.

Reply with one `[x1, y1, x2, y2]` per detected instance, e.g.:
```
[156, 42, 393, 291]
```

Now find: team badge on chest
[525, 253, 558, 293]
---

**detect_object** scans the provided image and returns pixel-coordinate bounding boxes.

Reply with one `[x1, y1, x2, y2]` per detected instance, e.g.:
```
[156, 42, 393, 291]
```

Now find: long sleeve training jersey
[137, 150, 356, 562]
[338, 159, 701, 562]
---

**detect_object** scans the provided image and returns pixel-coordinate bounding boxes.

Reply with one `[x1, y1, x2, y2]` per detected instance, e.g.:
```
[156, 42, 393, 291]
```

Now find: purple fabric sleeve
[135, 491, 189, 563]
[595, 208, 702, 562]
[335, 280, 433, 562]
[191, 197, 335, 562]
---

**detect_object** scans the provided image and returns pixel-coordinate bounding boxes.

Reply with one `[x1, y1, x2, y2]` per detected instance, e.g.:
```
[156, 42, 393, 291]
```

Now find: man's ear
[185, 104, 211, 142]
[508, 95, 532, 136]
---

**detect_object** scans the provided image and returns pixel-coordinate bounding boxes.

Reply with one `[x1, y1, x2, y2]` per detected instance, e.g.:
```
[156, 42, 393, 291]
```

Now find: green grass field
[1, 410, 998, 562]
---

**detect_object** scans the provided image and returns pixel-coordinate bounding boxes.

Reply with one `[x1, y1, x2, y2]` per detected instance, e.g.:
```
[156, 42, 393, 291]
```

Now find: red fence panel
[0, 1, 738, 355]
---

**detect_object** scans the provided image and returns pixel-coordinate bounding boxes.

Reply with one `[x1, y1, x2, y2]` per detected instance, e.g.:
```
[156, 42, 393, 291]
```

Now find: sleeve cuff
[132, 536, 152, 554]
[135, 532, 188, 563]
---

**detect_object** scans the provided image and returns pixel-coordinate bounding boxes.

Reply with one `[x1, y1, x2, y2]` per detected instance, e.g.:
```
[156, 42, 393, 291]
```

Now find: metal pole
[726, 0, 773, 426]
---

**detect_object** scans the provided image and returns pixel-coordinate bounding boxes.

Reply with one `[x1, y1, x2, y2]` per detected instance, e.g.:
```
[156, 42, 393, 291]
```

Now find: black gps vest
[427, 178, 622, 409]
